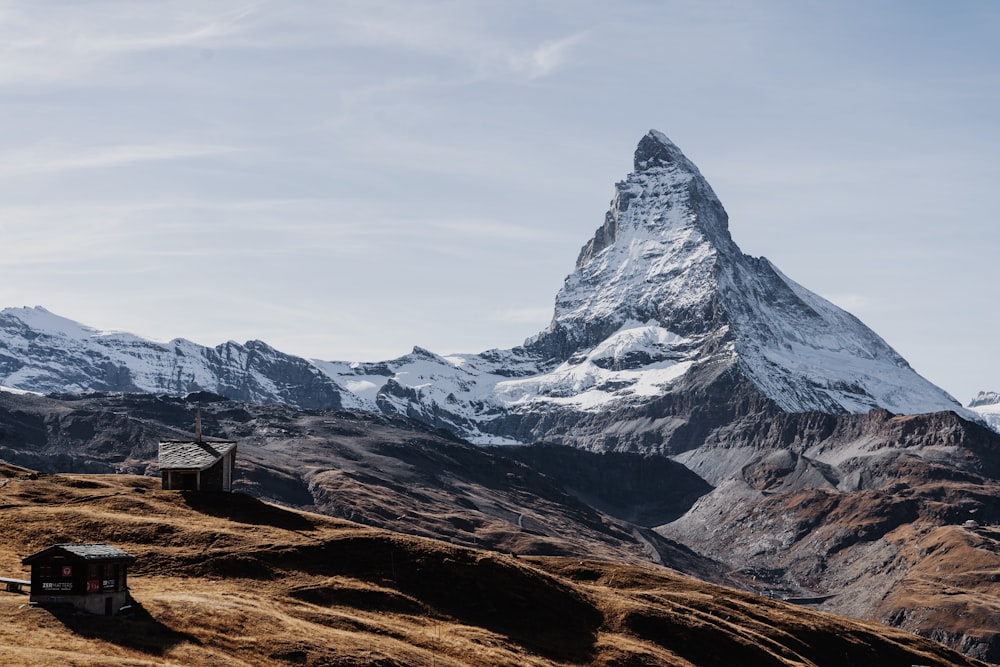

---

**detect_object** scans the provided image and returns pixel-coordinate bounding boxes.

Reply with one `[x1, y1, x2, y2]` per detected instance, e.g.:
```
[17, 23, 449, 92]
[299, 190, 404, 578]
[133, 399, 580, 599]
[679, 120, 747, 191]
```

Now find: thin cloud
[255, 3, 591, 83]
[0, 3, 254, 85]
[429, 219, 554, 241]
[519, 31, 589, 79]
[0, 143, 242, 176]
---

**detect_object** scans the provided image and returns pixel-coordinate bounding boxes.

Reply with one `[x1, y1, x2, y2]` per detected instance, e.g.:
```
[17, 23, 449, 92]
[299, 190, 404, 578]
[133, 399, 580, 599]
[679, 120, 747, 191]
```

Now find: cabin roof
[22, 543, 136, 565]
[158, 439, 236, 471]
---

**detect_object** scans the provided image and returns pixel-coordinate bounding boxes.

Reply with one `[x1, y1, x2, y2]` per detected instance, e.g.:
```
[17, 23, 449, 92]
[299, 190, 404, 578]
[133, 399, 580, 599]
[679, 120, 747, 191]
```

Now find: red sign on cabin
[61, 565, 73, 577]
[87, 579, 100, 593]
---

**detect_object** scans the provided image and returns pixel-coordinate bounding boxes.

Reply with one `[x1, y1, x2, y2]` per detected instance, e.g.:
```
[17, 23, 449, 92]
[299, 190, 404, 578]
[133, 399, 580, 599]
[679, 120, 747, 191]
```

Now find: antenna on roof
[195, 402, 203, 443]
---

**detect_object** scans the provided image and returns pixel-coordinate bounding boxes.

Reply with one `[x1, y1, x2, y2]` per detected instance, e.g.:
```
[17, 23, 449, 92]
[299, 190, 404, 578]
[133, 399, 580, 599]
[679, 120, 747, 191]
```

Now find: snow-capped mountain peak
[319, 131, 975, 447]
[536, 130, 736, 363]
[522, 131, 969, 423]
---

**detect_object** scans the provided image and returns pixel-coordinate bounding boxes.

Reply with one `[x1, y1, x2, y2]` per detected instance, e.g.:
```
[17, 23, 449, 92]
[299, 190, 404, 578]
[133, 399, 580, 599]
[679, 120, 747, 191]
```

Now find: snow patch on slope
[319, 321, 699, 443]
[969, 391, 1000, 433]
[721, 262, 970, 418]
[496, 322, 694, 410]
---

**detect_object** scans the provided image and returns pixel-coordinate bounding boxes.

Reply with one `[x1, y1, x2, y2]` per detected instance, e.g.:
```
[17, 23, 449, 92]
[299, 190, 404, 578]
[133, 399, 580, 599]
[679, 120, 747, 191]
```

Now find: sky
[0, 1, 997, 405]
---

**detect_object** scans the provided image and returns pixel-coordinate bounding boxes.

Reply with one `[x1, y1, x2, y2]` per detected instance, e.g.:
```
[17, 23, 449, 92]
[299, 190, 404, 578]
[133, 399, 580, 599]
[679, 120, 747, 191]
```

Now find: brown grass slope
[0, 391, 719, 577]
[0, 462, 986, 667]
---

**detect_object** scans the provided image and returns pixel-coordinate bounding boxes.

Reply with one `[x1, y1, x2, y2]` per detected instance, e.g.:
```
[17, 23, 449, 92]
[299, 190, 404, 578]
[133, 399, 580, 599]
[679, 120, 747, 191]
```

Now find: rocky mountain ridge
[0, 305, 352, 410]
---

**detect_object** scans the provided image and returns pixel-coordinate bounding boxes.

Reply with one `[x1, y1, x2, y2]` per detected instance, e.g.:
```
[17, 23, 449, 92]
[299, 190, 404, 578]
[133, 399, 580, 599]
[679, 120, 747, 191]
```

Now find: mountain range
[3, 131, 1000, 661]
[0, 131, 985, 447]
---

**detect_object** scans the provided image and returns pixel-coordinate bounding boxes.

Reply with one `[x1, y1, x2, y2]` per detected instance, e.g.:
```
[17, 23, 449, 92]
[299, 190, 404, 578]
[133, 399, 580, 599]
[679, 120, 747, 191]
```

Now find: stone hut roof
[23, 543, 136, 565]
[158, 439, 236, 471]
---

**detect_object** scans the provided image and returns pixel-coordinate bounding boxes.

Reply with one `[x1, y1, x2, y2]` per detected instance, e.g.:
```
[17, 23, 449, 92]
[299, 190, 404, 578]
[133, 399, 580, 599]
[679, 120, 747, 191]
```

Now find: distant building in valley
[158, 406, 237, 492]
[22, 543, 135, 616]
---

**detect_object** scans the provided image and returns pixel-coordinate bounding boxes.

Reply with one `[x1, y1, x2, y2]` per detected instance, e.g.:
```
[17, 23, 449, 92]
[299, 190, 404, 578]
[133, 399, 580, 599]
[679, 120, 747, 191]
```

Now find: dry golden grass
[0, 462, 988, 666]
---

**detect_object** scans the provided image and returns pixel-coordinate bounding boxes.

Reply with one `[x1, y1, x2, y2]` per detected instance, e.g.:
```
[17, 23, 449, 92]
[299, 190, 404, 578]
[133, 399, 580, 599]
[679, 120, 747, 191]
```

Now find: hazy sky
[1, 1, 997, 404]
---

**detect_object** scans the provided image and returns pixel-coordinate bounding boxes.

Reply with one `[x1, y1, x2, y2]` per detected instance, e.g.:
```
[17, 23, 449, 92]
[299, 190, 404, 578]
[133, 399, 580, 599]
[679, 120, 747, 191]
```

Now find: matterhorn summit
[326, 130, 970, 446]
[528, 130, 966, 414]
[534, 130, 738, 356]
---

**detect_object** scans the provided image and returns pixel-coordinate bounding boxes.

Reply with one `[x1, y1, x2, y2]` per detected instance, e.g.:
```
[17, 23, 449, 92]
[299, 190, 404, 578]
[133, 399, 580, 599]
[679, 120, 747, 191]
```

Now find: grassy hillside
[0, 462, 987, 666]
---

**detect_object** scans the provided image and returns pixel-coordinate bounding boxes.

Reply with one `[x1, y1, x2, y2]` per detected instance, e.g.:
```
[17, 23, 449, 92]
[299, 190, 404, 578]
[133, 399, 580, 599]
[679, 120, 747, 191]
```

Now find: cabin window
[99, 563, 116, 591]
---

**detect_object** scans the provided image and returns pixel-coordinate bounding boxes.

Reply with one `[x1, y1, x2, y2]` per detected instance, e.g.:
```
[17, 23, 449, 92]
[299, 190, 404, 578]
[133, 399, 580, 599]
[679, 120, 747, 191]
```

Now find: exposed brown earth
[0, 462, 986, 667]
[660, 450, 1000, 661]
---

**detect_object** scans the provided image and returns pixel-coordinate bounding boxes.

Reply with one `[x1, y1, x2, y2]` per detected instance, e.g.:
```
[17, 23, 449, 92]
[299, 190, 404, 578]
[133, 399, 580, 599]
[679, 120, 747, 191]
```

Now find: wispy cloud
[428, 219, 555, 241]
[0, 2, 255, 85]
[515, 31, 589, 79]
[247, 2, 590, 82]
[0, 143, 242, 176]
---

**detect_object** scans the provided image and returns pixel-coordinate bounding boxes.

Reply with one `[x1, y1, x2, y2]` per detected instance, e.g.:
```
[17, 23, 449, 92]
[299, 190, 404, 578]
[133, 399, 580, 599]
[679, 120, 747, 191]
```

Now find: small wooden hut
[22, 543, 135, 615]
[158, 405, 237, 492]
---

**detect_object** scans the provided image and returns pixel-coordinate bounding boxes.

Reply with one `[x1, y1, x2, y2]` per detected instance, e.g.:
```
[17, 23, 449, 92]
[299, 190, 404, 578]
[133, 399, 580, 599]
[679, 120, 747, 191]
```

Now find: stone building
[158, 438, 237, 491]
[158, 405, 237, 492]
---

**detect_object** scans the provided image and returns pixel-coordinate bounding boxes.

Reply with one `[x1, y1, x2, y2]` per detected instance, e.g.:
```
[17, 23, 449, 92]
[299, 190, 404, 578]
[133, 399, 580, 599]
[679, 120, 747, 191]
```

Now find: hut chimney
[195, 403, 203, 443]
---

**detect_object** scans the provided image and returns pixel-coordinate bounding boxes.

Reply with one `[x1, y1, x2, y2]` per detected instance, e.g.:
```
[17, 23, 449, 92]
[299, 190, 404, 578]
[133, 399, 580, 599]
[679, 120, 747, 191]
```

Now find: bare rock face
[656, 410, 1000, 662]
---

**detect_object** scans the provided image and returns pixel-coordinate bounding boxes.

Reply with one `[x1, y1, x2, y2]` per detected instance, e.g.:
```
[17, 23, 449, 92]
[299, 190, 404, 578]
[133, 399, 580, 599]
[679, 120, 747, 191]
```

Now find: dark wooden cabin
[22, 543, 135, 616]
[158, 438, 236, 492]
[158, 405, 237, 492]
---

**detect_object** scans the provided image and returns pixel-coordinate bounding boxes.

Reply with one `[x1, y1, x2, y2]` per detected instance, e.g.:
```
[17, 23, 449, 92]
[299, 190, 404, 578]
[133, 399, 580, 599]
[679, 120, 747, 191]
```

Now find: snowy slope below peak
[718, 260, 970, 418]
[495, 322, 698, 411]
